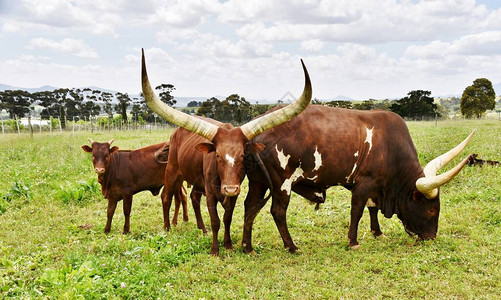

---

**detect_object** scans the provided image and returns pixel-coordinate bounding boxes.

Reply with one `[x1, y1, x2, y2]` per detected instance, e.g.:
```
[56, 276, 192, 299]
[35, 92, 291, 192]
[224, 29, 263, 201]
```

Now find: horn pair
[416, 130, 476, 199]
[88, 138, 114, 145]
[141, 49, 312, 141]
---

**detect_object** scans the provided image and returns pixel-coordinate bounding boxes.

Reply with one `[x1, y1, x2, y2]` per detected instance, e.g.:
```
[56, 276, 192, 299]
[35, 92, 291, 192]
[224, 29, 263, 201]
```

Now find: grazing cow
[141, 49, 312, 255]
[82, 139, 188, 234]
[242, 105, 475, 253]
[467, 153, 499, 167]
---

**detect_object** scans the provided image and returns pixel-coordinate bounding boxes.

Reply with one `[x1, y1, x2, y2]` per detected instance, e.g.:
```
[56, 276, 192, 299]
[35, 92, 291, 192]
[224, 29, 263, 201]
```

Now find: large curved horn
[108, 139, 114, 145]
[141, 49, 219, 141]
[240, 59, 312, 140]
[416, 130, 476, 199]
[88, 138, 95, 144]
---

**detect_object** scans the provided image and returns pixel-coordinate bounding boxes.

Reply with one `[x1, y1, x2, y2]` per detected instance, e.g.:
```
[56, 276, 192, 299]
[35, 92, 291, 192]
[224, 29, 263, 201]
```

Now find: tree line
[0, 77, 497, 128]
[0, 84, 177, 129]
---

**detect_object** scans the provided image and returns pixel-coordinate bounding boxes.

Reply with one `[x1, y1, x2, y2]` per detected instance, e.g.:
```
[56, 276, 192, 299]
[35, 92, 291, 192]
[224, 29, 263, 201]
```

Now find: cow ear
[246, 142, 265, 153]
[110, 146, 119, 153]
[195, 142, 215, 154]
[82, 145, 92, 153]
[412, 190, 422, 202]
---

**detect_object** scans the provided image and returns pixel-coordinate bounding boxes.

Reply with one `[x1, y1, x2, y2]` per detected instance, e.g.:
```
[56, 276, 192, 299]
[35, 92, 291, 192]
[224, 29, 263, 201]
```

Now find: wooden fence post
[15, 115, 20, 136]
[28, 114, 33, 138]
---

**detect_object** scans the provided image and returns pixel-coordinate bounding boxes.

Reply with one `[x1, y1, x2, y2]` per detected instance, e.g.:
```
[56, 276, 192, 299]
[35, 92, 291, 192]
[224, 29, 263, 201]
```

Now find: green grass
[1, 120, 500, 299]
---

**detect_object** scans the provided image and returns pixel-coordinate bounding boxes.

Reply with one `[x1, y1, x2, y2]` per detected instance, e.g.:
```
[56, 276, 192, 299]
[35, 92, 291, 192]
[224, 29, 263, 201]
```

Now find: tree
[101, 92, 114, 119]
[225, 94, 252, 124]
[0, 90, 33, 118]
[197, 97, 221, 119]
[187, 100, 201, 107]
[325, 100, 352, 109]
[460, 78, 496, 118]
[155, 83, 177, 106]
[353, 100, 375, 110]
[390, 90, 439, 120]
[52, 88, 71, 128]
[115, 92, 131, 122]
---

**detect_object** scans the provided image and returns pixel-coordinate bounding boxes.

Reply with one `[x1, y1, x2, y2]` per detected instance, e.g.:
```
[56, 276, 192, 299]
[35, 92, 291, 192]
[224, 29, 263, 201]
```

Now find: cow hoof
[371, 230, 383, 237]
[286, 246, 300, 254]
[242, 244, 255, 254]
[349, 244, 361, 250]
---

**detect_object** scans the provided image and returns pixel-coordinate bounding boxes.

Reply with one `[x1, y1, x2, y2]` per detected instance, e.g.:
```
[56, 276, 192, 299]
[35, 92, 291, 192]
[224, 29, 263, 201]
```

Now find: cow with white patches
[141, 50, 312, 255]
[243, 105, 475, 253]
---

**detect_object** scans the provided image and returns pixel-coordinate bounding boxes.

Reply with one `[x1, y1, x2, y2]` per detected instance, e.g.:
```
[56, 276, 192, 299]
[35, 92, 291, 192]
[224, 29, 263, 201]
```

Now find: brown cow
[141, 49, 312, 255]
[82, 139, 188, 234]
[242, 105, 475, 253]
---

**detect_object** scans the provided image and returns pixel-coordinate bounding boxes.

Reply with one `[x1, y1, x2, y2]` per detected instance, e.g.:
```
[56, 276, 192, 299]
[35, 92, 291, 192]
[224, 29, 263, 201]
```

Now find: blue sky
[1, 0, 500, 101]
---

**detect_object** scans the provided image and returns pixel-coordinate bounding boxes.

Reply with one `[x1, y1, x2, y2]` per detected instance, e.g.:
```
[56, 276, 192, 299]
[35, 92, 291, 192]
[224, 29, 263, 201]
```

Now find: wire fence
[0, 116, 174, 137]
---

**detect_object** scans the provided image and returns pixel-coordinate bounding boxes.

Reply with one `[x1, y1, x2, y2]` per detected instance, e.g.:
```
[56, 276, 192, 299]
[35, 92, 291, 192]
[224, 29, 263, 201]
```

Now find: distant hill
[0, 84, 59, 93]
[326, 95, 354, 101]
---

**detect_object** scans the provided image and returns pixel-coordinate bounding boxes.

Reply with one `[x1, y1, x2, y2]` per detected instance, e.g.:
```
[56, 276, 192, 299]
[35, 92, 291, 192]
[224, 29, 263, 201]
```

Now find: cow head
[400, 130, 475, 240]
[141, 49, 311, 197]
[82, 138, 118, 174]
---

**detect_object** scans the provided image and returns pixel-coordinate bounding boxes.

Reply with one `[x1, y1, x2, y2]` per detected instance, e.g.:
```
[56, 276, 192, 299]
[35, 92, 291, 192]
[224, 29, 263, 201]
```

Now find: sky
[1, 0, 501, 101]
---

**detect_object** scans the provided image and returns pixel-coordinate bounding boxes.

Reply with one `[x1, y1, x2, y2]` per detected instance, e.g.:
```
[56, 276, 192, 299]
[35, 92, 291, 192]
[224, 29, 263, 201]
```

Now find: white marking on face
[314, 192, 323, 198]
[365, 127, 374, 155]
[313, 146, 323, 171]
[366, 198, 376, 207]
[281, 165, 304, 196]
[354, 151, 359, 157]
[225, 154, 235, 167]
[346, 163, 357, 183]
[275, 144, 290, 170]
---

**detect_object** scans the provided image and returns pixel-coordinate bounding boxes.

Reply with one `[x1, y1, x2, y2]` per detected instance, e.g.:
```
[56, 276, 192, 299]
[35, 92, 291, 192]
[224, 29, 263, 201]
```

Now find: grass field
[1, 119, 500, 299]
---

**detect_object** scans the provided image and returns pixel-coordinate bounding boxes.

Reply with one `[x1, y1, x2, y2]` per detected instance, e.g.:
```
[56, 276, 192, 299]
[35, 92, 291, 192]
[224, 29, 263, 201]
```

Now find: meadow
[0, 119, 500, 299]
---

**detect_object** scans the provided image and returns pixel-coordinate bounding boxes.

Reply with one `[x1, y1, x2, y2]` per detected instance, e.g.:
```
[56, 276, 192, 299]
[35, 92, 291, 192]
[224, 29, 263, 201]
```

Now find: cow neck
[384, 163, 423, 218]
[97, 151, 121, 198]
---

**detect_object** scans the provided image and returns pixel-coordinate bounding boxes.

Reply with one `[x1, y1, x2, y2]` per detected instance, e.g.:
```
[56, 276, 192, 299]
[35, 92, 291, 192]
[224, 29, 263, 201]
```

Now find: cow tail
[252, 152, 273, 201]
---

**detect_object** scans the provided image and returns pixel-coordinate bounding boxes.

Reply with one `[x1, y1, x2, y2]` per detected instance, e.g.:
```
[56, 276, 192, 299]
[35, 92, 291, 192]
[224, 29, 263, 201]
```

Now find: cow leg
[104, 198, 118, 234]
[368, 206, 383, 237]
[161, 187, 173, 231]
[222, 196, 238, 250]
[122, 194, 133, 234]
[270, 192, 298, 253]
[206, 195, 221, 256]
[181, 185, 189, 222]
[190, 190, 207, 234]
[242, 181, 269, 254]
[348, 192, 369, 249]
[172, 185, 181, 226]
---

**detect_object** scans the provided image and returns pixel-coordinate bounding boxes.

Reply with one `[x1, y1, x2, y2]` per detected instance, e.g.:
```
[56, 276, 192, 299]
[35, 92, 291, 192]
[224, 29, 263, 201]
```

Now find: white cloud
[28, 38, 98, 58]
[301, 40, 325, 52]
[1, 0, 501, 100]
[405, 31, 501, 58]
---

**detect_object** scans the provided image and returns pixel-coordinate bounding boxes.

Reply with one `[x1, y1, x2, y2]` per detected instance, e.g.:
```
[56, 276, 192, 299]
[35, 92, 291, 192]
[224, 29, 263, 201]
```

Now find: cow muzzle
[94, 167, 105, 174]
[222, 185, 240, 197]
[418, 232, 437, 240]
